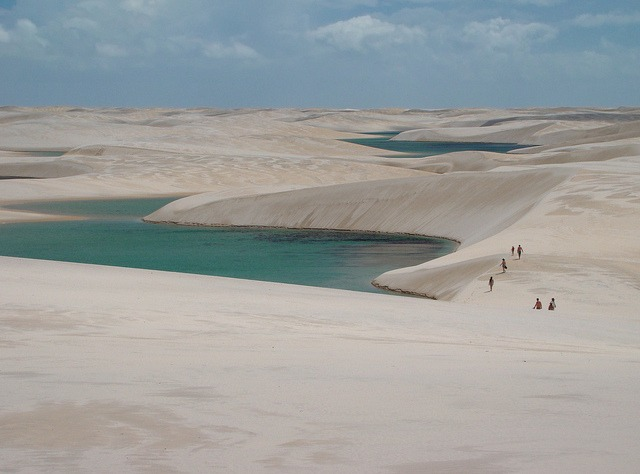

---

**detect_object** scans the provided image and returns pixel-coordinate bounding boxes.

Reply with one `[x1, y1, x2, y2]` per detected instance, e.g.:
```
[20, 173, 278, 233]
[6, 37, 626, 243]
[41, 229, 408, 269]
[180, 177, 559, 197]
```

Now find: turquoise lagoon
[1, 198, 456, 294]
[343, 132, 530, 157]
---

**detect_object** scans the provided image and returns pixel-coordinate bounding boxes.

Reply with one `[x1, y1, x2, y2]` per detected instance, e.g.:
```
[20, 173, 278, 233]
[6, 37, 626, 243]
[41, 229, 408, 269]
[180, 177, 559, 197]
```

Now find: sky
[0, 0, 639, 108]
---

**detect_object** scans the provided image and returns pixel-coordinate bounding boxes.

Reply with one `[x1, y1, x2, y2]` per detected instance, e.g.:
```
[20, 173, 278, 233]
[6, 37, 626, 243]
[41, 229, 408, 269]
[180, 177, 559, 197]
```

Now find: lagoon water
[1, 198, 456, 294]
[343, 132, 530, 157]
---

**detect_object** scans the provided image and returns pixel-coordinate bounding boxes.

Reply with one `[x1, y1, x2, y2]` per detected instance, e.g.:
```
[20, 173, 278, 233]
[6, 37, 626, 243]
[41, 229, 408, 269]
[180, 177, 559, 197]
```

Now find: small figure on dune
[548, 298, 556, 310]
[517, 244, 524, 260]
[500, 258, 507, 273]
[511, 246, 515, 256]
[533, 298, 542, 310]
[489, 276, 494, 291]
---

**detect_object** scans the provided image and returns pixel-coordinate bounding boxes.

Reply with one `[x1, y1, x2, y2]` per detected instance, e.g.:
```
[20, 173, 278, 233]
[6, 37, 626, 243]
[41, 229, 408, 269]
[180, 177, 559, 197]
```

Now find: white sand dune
[1, 107, 640, 472]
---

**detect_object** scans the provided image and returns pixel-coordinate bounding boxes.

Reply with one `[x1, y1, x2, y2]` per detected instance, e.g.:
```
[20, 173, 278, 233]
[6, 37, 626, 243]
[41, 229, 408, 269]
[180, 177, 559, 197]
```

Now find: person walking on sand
[548, 298, 556, 310]
[533, 298, 542, 310]
[500, 258, 507, 273]
[511, 246, 515, 257]
[489, 276, 494, 291]
[517, 244, 523, 259]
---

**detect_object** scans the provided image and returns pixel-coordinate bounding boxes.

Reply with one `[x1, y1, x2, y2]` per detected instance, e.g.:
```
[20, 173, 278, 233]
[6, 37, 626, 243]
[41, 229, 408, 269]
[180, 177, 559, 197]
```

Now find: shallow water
[1, 199, 456, 294]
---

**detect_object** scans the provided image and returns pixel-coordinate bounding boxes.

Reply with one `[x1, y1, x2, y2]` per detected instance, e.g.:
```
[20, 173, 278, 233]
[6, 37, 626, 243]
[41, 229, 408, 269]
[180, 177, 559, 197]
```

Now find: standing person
[500, 258, 507, 273]
[533, 298, 542, 309]
[511, 246, 515, 256]
[517, 245, 523, 259]
[489, 276, 494, 291]
[548, 298, 556, 310]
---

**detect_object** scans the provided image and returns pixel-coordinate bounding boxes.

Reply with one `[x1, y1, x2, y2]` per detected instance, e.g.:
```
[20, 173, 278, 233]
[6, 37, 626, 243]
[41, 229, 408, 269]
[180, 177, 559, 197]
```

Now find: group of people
[488, 244, 558, 311]
[495, 244, 522, 279]
[533, 297, 556, 310]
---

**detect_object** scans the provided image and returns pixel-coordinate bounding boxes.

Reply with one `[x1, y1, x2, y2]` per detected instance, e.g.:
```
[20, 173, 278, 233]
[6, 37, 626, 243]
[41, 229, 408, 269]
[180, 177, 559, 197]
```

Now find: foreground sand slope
[1, 257, 639, 473]
[1, 107, 640, 472]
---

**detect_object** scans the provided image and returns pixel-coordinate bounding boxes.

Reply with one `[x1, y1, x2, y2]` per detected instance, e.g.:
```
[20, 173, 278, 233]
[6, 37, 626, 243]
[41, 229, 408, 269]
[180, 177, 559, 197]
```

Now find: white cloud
[0, 18, 47, 50]
[573, 12, 640, 27]
[168, 35, 260, 61]
[63, 17, 100, 33]
[0, 1, 264, 65]
[308, 15, 424, 52]
[121, 0, 164, 16]
[0, 25, 9, 43]
[203, 41, 259, 60]
[96, 42, 128, 57]
[167, 35, 200, 53]
[15, 18, 36, 35]
[463, 17, 556, 51]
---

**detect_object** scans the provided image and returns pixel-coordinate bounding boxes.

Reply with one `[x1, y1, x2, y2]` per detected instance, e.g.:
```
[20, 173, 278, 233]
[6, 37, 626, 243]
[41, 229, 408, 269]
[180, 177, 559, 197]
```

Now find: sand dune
[145, 168, 570, 248]
[1, 107, 640, 472]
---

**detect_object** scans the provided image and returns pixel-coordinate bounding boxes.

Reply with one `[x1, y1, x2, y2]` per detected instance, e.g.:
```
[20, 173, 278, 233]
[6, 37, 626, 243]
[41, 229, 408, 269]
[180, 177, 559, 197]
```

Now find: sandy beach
[1, 107, 640, 472]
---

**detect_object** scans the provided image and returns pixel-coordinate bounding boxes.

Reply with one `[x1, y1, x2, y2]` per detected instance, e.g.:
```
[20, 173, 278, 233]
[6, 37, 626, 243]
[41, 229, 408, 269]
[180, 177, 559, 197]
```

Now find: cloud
[573, 12, 640, 27]
[63, 17, 100, 33]
[121, 0, 164, 16]
[0, 18, 47, 51]
[0, 1, 263, 66]
[463, 17, 556, 51]
[96, 42, 128, 57]
[167, 35, 260, 60]
[0, 25, 9, 43]
[203, 41, 260, 60]
[308, 15, 424, 52]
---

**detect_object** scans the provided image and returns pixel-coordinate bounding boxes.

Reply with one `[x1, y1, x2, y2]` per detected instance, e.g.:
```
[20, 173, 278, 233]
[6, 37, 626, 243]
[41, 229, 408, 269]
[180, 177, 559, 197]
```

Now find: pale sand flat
[1, 107, 639, 472]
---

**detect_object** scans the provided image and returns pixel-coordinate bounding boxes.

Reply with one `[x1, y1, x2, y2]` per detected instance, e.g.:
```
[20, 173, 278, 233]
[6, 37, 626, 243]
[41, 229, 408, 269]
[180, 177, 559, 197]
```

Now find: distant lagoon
[343, 132, 530, 157]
